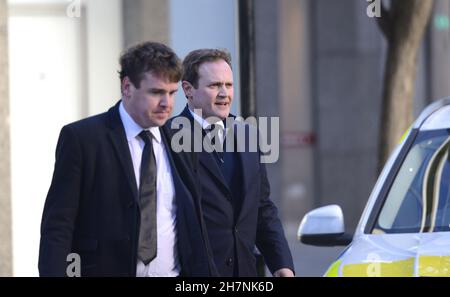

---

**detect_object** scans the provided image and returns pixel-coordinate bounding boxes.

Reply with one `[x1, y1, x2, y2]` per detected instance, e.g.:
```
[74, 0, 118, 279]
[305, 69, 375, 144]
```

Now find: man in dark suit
[166, 49, 294, 277]
[38, 42, 214, 277]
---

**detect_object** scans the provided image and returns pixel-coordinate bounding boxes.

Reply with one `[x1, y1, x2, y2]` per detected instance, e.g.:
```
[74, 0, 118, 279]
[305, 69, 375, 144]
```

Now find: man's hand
[273, 268, 294, 277]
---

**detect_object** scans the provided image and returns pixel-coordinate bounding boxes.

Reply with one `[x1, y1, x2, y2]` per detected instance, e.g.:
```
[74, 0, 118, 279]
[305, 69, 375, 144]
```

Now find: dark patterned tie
[137, 130, 157, 265]
[206, 124, 224, 160]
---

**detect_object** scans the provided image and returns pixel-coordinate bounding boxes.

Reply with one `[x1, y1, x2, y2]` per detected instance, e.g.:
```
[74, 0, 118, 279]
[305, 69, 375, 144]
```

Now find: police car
[298, 98, 450, 277]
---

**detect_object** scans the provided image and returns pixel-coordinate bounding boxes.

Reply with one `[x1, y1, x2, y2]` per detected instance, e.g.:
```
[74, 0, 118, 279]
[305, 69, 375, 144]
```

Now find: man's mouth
[154, 110, 170, 117]
[155, 109, 170, 114]
[215, 102, 229, 107]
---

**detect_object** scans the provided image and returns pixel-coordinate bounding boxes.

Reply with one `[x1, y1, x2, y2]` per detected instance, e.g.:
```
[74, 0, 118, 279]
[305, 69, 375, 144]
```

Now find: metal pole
[238, 0, 257, 118]
[238, 0, 265, 276]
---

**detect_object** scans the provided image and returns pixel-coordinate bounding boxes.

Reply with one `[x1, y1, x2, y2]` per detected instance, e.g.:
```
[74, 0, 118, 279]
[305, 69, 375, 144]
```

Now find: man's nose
[160, 93, 170, 106]
[218, 85, 228, 98]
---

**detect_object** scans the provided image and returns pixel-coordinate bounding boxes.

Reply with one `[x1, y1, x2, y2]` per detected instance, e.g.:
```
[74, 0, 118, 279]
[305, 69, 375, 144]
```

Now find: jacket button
[226, 257, 233, 266]
[234, 227, 238, 233]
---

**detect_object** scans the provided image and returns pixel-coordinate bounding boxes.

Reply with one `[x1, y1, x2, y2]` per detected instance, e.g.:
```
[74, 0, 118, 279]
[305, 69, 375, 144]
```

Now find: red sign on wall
[281, 131, 316, 148]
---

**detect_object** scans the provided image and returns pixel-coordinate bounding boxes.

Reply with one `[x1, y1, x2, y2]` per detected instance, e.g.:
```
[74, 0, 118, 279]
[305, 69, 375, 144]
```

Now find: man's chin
[212, 110, 230, 120]
[155, 118, 169, 127]
[145, 117, 169, 128]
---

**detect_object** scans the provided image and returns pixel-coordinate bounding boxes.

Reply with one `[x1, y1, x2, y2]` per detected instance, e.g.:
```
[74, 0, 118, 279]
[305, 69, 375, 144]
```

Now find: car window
[373, 129, 450, 234]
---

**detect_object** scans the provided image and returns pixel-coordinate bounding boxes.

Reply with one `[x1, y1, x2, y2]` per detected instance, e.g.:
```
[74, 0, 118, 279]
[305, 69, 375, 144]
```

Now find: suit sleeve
[38, 125, 82, 276]
[255, 158, 295, 275]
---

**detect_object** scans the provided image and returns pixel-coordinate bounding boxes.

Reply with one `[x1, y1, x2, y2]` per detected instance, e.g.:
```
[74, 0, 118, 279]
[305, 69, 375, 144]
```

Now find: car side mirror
[297, 205, 353, 246]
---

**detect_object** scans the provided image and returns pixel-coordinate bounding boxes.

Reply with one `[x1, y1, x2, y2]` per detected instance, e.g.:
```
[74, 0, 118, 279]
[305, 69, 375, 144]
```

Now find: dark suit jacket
[165, 106, 294, 277]
[38, 101, 213, 277]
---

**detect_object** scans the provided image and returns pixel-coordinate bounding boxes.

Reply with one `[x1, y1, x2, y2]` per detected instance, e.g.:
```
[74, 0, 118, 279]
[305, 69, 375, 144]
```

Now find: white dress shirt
[189, 108, 226, 143]
[119, 102, 180, 277]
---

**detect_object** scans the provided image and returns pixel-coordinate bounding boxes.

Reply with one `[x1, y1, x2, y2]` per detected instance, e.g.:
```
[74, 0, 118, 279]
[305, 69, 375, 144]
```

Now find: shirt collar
[188, 107, 225, 131]
[119, 101, 161, 143]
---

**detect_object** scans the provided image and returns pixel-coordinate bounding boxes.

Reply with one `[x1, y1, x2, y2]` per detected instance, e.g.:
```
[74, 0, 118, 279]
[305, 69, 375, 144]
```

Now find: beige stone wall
[122, 0, 169, 48]
[0, 0, 12, 277]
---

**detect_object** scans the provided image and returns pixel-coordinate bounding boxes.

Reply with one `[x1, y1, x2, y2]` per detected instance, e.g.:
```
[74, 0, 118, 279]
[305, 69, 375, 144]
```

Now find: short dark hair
[182, 49, 232, 88]
[119, 41, 181, 88]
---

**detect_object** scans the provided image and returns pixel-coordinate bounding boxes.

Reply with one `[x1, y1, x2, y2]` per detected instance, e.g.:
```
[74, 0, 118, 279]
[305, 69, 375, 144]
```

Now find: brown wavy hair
[119, 41, 181, 88]
[182, 48, 232, 88]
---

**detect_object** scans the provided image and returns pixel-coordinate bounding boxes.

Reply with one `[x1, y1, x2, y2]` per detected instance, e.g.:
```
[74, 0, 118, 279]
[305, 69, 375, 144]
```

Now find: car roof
[414, 97, 450, 131]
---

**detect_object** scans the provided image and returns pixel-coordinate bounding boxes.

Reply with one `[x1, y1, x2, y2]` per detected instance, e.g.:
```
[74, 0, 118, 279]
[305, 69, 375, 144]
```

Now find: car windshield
[373, 129, 450, 234]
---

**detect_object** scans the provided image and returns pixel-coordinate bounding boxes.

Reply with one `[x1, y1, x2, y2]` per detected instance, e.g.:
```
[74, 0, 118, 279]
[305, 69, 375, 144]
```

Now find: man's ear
[182, 80, 194, 101]
[121, 77, 134, 99]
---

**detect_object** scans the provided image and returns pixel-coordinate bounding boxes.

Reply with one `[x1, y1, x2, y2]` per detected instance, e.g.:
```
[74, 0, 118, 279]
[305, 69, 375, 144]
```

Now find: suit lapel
[160, 126, 194, 261]
[162, 122, 219, 276]
[160, 124, 196, 210]
[198, 150, 230, 194]
[106, 102, 139, 202]
[160, 125, 196, 216]
[180, 106, 230, 195]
